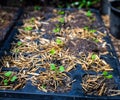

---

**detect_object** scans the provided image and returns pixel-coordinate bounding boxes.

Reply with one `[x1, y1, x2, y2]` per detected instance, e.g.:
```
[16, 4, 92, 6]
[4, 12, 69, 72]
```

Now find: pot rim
[110, 0, 120, 13]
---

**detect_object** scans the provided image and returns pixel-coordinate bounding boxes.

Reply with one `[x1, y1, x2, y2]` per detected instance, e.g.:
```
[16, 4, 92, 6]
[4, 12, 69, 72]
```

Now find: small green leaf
[91, 54, 97, 60]
[41, 84, 46, 89]
[53, 27, 60, 33]
[34, 6, 41, 11]
[102, 71, 108, 76]
[93, 38, 99, 43]
[59, 66, 65, 72]
[83, 26, 89, 30]
[59, 18, 65, 23]
[105, 75, 113, 79]
[86, 10, 92, 17]
[4, 79, 8, 86]
[89, 29, 96, 33]
[17, 41, 22, 46]
[56, 38, 62, 45]
[10, 76, 17, 82]
[24, 26, 33, 31]
[50, 63, 56, 71]
[58, 11, 65, 15]
[4, 71, 12, 77]
[49, 48, 56, 55]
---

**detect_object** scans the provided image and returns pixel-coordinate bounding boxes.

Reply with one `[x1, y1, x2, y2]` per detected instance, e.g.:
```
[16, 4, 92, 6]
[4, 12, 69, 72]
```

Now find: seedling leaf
[34, 6, 41, 11]
[59, 18, 65, 23]
[24, 26, 33, 31]
[50, 63, 56, 71]
[102, 71, 108, 76]
[59, 66, 65, 72]
[56, 38, 62, 45]
[58, 11, 65, 15]
[4, 79, 8, 85]
[106, 75, 113, 79]
[11, 76, 17, 82]
[86, 10, 92, 17]
[53, 28, 60, 33]
[49, 48, 56, 55]
[4, 71, 12, 77]
[91, 54, 97, 60]
[17, 41, 22, 46]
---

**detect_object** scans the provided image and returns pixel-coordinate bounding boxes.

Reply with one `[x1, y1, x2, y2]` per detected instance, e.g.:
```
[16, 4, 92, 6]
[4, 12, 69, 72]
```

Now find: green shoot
[41, 84, 46, 89]
[89, 29, 97, 33]
[4, 79, 8, 86]
[102, 71, 113, 79]
[30, 17, 35, 23]
[49, 48, 56, 55]
[10, 76, 17, 82]
[58, 11, 65, 15]
[53, 27, 60, 33]
[59, 66, 65, 72]
[102, 71, 108, 76]
[50, 63, 56, 71]
[56, 38, 63, 45]
[17, 41, 22, 46]
[24, 26, 33, 31]
[34, 6, 41, 11]
[4, 71, 12, 77]
[83, 26, 89, 30]
[86, 10, 92, 17]
[93, 38, 99, 43]
[59, 18, 65, 23]
[105, 75, 113, 79]
[91, 54, 97, 60]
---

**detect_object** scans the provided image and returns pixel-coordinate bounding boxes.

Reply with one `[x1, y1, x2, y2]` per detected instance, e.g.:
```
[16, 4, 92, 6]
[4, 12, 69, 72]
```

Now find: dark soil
[65, 38, 98, 56]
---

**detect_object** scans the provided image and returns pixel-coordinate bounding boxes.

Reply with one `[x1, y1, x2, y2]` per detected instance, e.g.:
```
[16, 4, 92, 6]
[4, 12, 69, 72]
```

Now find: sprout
[24, 26, 33, 31]
[59, 66, 65, 72]
[86, 10, 92, 17]
[50, 63, 56, 71]
[53, 27, 60, 33]
[4, 71, 12, 77]
[49, 48, 56, 55]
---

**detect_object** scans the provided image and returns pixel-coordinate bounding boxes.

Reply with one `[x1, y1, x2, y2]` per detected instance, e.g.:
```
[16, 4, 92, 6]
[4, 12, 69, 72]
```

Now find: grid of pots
[0, 6, 120, 98]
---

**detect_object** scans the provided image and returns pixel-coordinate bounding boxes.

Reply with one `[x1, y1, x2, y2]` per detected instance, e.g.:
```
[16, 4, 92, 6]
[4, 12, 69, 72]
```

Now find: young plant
[91, 54, 97, 60]
[86, 10, 92, 17]
[52, 27, 60, 33]
[49, 48, 56, 55]
[56, 38, 63, 45]
[102, 71, 113, 79]
[4, 71, 17, 86]
[58, 10, 65, 15]
[17, 41, 22, 46]
[24, 26, 33, 31]
[59, 18, 65, 24]
[34, 6, 41, 11]
[89, 29, 97, 33]
[50, 63, 65, 73]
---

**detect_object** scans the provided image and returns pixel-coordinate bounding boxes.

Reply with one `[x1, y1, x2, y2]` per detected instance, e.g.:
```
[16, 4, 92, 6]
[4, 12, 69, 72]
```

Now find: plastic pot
[101, 0, 110, 15]
[110, 0, 120, 39]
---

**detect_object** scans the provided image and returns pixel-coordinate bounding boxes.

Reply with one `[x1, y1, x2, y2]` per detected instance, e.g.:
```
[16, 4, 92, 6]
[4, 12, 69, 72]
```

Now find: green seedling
[102, 71, 113, 79]
[89, 29, 97, 33]
[50, 63, 56, 71]
[83, 26, 89, 30]
[24, 26, 33, 31]
[53, 27, 60, 33]
[10, 76, 17, 82]
[102, 71, 108, 76]
[91, 54, 97, 60]
[59, 66, 65, 72]
[49, 48, 56, 55]
[56, 38, 63, 45]
[58, 11, 65, 15]
[34, 6, 41, 11]
[30, 17, 35, 23]
[93, 38, 99, 43]
[4, 71, 12, 77]
[17, 41, 22, 46]
[59, 18, 65, 23]
[86, 10, 92, 17]
[4, 79, 8, 86]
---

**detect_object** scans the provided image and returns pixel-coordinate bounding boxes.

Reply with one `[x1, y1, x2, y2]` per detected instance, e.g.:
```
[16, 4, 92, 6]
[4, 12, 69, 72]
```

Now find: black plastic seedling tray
[0, 8, 120, 100]
[0, 7, 23, 48]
